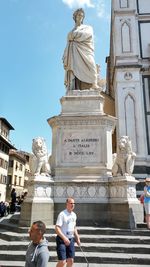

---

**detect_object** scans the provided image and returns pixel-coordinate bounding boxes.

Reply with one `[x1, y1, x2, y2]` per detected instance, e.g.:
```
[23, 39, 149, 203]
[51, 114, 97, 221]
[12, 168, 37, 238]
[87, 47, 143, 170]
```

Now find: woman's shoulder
[144, 185, 150, 191]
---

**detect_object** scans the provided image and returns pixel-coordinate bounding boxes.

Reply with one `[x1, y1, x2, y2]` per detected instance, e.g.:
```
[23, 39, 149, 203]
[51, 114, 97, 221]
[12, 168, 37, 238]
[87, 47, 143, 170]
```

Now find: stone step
[0, 241, 150, 254]
[1, 230, 150, 245]
[78, 226, 149, 236]
[0, 263, 149, 267]
[1, 250, 150, 265]
[0, 219, 148, 235]
[0, 214, 148, 234]
[1, 215, 150, 266]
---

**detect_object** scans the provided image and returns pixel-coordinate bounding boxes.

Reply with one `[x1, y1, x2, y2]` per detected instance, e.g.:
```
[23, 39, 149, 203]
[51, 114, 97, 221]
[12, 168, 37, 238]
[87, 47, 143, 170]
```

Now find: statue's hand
[64, 64, 67, 70]
[68, 32, 74, 41]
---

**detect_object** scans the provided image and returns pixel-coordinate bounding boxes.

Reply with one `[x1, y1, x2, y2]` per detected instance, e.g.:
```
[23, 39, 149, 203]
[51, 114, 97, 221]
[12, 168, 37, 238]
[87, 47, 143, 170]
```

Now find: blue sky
[0, 0, 111, 153]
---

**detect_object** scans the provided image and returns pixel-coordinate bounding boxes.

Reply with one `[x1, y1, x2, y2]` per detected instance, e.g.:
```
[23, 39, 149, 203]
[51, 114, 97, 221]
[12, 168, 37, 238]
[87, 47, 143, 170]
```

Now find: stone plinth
[48, 89, 116, 226]
[60, 89, 104, 115]
[47, 89, 144, 228]
[19, 175, 54, 227]
[108, 175, 143, 228]
[48, 89, 143, 228]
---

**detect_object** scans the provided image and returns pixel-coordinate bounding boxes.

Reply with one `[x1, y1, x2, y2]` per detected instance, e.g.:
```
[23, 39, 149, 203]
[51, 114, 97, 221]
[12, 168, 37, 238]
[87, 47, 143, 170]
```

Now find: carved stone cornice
[47, 115, 116, 129]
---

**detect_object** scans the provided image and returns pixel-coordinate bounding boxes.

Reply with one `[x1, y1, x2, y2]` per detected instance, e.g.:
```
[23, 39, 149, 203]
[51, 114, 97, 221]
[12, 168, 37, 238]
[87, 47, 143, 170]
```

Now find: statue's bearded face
[75, 11, 84, 24]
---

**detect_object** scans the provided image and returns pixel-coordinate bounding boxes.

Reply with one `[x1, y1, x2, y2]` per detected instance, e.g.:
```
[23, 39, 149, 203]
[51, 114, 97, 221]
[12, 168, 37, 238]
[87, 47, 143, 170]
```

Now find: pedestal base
[54, 202, 109, 226]
[19, 175, 54, 226]
[108, 202, 143, 229]
[108, 175, 143, 228]
[19, 201, 54, 226]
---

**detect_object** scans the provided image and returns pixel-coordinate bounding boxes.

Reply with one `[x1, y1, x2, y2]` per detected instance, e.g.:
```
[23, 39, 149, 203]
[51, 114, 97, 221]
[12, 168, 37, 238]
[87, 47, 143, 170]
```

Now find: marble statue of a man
[63, 8, 98, 90]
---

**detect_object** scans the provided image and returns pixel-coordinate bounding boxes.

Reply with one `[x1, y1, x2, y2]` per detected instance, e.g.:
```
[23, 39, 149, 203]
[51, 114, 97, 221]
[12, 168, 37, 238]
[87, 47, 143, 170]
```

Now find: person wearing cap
[144, 177, 150, 229]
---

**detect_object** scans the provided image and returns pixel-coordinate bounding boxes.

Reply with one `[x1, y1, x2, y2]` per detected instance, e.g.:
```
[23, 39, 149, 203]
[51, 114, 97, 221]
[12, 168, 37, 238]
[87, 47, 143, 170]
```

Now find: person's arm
[74, 227, 80, 246]
[140, 193, 144, 203]
[55, 225, 70, 246]
[144, 186, 150, 197]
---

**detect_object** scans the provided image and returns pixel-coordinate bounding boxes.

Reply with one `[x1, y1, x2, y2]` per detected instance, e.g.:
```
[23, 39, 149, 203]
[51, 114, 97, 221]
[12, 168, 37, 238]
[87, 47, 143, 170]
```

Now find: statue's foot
[92, 84, 100, 89]
[34, 172, 40, 176]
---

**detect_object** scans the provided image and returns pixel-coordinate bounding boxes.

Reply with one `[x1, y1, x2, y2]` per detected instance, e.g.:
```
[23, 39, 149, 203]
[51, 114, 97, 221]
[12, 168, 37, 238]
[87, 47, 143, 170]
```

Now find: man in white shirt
[55, 198, 80, 267]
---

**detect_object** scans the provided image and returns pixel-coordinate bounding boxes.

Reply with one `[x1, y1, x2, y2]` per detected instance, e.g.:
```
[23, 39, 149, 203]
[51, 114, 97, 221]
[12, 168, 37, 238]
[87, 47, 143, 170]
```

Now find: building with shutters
[0, 118, 15, 201]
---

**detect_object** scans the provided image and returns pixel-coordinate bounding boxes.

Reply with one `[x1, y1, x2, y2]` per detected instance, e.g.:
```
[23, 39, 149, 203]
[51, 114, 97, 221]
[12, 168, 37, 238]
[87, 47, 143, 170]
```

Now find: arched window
[121, 21, 131, 53]
[124, 94, 137, 152]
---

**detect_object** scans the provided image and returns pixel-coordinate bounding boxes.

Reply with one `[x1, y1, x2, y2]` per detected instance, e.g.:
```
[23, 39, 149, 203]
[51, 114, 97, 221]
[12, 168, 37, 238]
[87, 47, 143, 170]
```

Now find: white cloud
[96, 0, 105, 17]
[62, 0, 95, 9]
[95, 0, 110, 19]
[62, 0, 110, 20]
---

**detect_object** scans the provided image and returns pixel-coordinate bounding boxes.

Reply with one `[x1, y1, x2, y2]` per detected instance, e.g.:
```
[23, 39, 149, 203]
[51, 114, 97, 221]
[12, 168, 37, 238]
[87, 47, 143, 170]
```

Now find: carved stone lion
[112, 136, 136, 177]
[29, 137, 51, 176]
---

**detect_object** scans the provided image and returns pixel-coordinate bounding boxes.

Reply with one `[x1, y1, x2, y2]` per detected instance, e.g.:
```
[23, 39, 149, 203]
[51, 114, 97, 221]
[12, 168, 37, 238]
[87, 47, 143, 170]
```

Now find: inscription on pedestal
[61, 130, 101, 164]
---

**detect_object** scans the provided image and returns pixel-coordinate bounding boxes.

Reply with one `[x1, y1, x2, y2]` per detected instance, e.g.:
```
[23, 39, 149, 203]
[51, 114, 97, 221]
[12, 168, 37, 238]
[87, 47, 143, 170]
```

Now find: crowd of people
[0, 201, 10, 217]
[0, 189, 27, 217]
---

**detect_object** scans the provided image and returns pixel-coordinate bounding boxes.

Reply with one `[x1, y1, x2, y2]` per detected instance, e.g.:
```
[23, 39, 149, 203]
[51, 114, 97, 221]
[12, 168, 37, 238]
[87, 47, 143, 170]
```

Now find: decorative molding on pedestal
[54, 181, 109, 203]
[48, 115, 115, 128]
[26, 175, 54, 202]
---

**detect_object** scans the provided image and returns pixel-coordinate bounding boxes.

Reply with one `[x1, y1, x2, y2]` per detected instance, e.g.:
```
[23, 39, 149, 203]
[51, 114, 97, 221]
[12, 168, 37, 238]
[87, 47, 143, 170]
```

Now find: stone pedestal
[19, 175, 54, 227]
[109, 175, 143, 228]
[47, 89, 143, 228]
[48, 89, 116, 225]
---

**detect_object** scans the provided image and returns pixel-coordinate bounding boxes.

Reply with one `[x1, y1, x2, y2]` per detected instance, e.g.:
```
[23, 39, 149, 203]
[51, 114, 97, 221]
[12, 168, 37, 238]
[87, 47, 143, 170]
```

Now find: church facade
[107, 0, 150, 193]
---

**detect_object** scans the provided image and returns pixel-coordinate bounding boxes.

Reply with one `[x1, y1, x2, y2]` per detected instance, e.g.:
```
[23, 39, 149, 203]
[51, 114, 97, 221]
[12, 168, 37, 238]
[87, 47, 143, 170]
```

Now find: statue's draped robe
[63, 24, 97, 90]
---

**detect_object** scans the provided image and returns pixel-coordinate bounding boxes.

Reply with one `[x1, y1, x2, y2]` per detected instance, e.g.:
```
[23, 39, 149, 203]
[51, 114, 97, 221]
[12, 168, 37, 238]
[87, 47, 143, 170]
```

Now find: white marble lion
[112, 136, 136, 177]
[29, 137, 51, 176]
